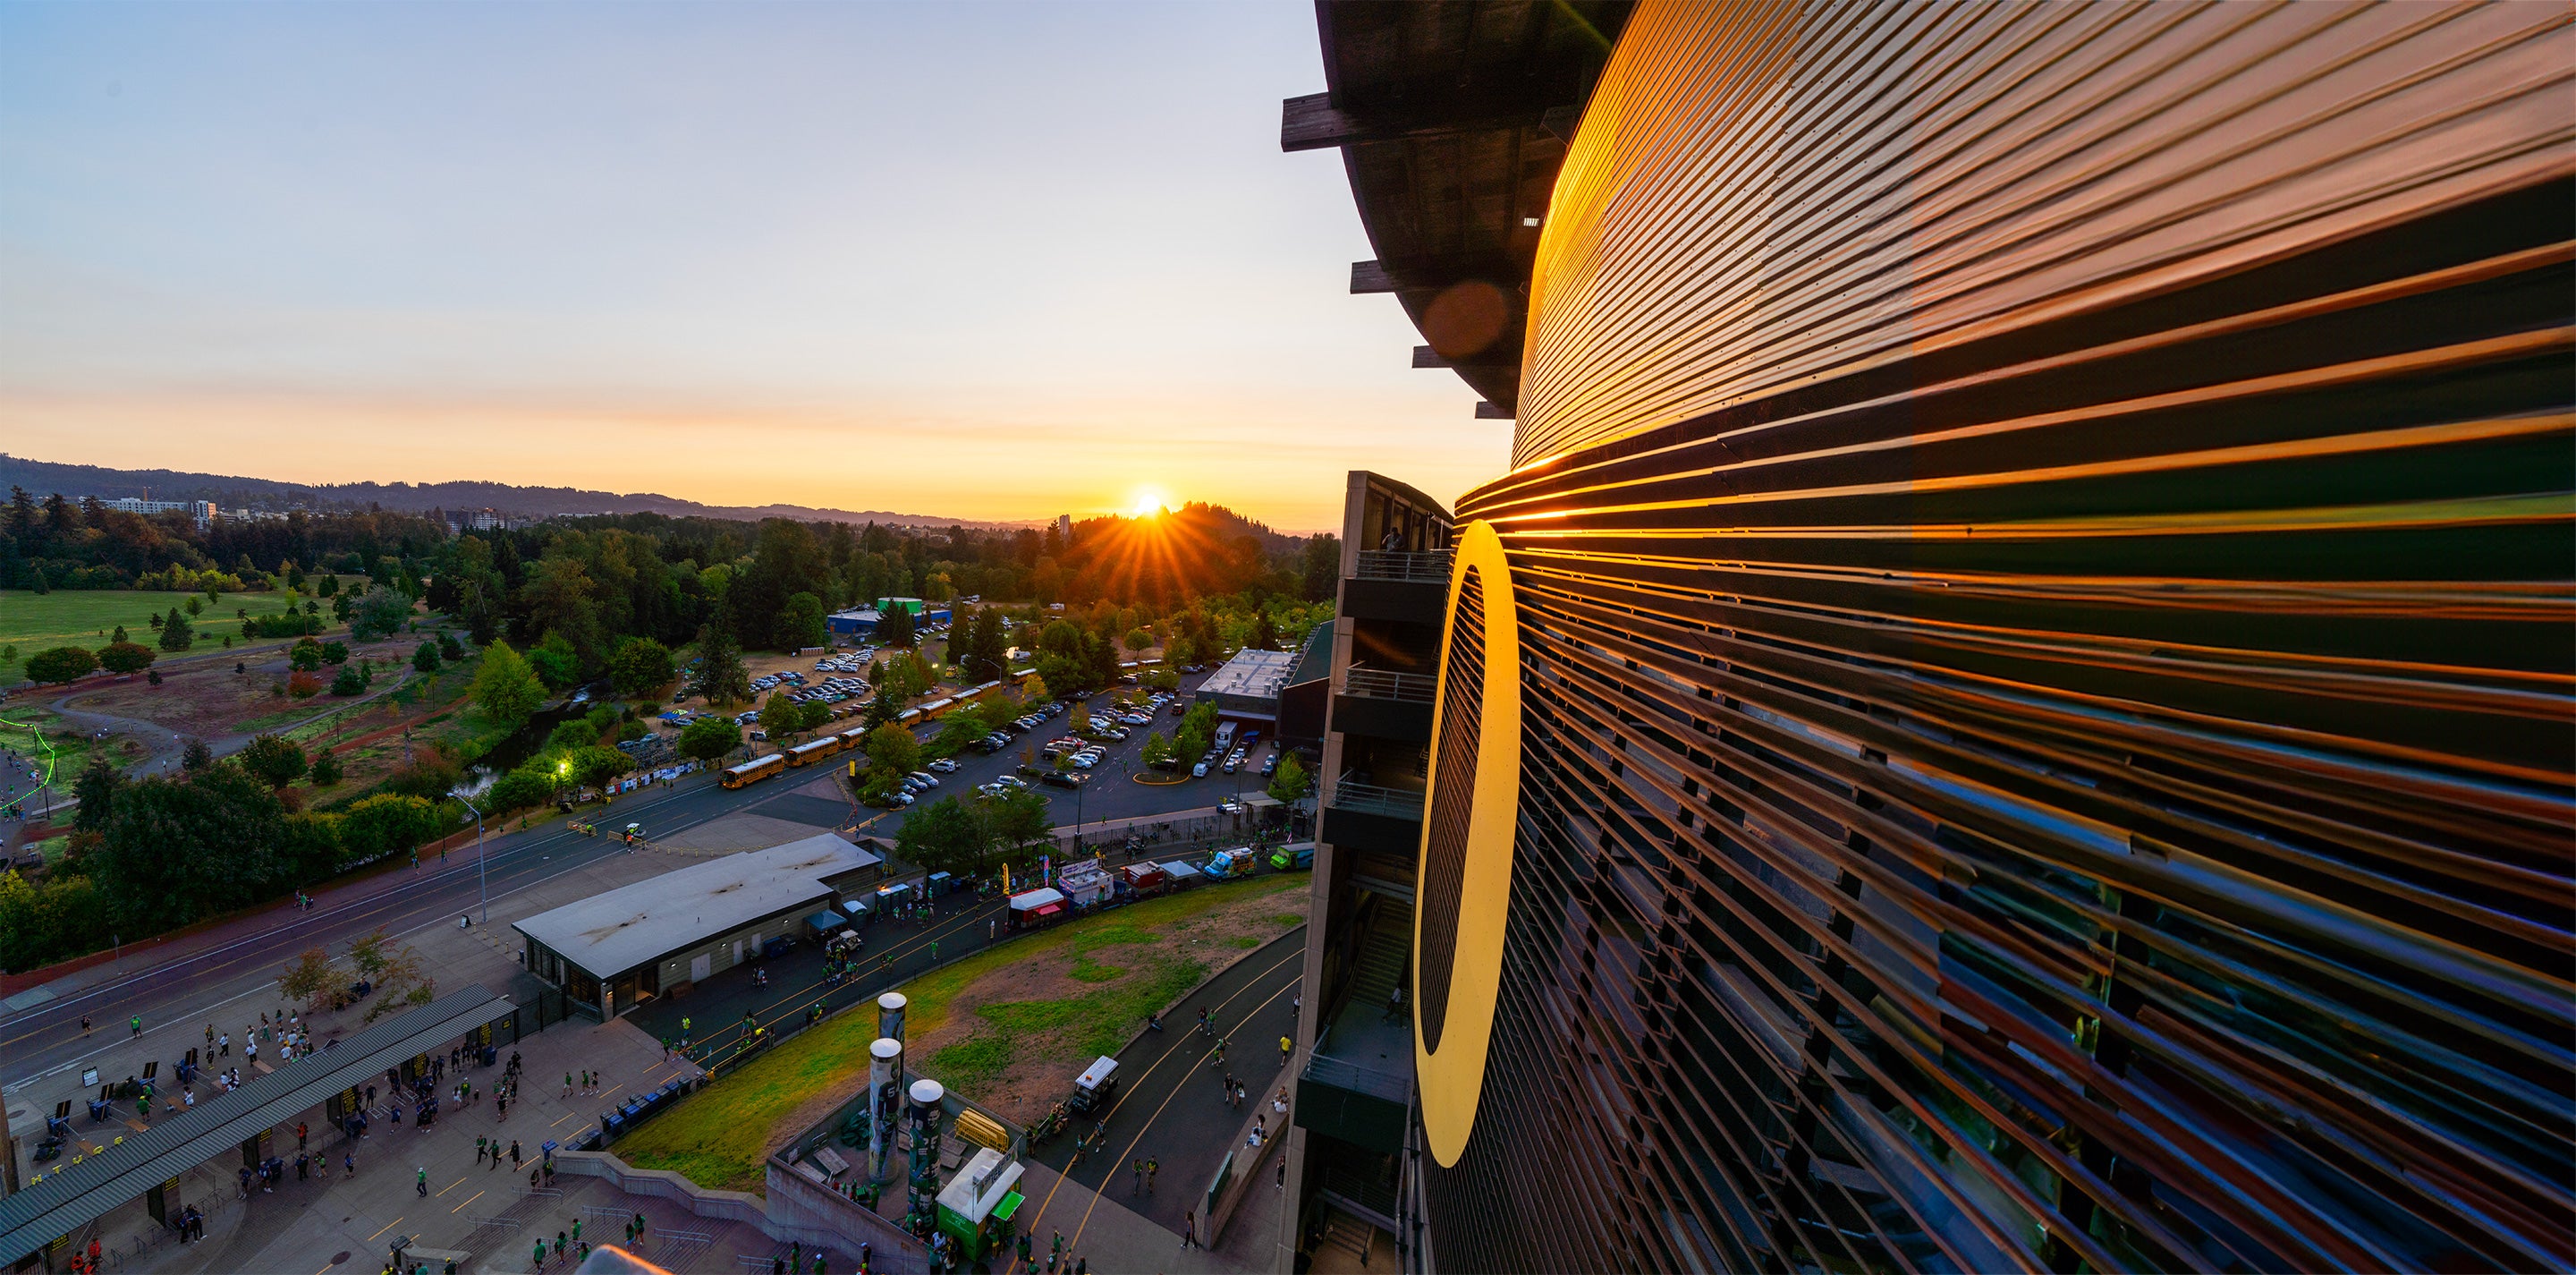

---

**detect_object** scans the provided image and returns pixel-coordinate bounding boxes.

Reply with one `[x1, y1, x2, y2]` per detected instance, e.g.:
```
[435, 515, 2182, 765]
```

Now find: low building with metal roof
[513, 832, 883, 1018]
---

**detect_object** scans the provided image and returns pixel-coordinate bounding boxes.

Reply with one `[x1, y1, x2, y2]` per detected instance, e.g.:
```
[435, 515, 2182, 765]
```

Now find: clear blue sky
[0, 2, 1506, 531]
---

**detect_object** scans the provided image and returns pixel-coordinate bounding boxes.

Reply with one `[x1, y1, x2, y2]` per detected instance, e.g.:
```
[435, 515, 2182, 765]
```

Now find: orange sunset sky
[0, 3, 1511, 532]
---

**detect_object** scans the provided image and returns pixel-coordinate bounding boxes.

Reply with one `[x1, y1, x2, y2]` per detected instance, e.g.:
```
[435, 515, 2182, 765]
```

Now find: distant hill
[0, 454, 1032, 530]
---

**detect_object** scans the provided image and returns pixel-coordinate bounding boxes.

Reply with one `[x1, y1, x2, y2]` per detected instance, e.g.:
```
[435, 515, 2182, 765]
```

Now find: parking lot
[885, 667, 1296, 837]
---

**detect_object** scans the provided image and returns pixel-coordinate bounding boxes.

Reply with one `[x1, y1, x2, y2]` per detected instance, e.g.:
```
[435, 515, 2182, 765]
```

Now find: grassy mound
[615, 872, 1306, 1193]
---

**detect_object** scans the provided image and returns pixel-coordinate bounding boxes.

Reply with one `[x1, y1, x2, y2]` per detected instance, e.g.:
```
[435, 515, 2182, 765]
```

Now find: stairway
[1345, 907, 1411, 1018]
[1323, 1208, 1377, 1266]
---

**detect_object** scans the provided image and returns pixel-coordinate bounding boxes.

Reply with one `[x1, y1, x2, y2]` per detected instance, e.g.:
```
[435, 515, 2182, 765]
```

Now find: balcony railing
[1353, 549, 1453, 583]
[1332, 774, 1426, 820]
[1304, 1053, 1414, 1105]
[1341, 667, 1437, 703]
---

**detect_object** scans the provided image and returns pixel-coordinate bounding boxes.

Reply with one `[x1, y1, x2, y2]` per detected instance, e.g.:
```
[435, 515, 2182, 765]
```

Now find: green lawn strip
[0, 589, 309, 680]
[0, 708, 119, 780]
[615, 873, 1306, 1193]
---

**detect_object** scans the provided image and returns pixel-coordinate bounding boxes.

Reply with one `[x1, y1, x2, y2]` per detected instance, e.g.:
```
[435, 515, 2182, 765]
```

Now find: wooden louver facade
[1385, 3, 2576, 1272]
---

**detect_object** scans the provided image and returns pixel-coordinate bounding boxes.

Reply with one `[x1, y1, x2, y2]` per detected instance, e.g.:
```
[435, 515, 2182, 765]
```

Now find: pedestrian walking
[80, 1014, 90, 1035]
[131, 1015, 141, 1037]
[510, 1139, 521, 1166]
[1181, 1211, 1199, 1250]
[345, 1151, 357, 1176]
[299, 1120, 309, 1149]
[416, 1167, 428, 1196]
[532, 1240, 546, 1272]
[476, 1136, 487, 1165]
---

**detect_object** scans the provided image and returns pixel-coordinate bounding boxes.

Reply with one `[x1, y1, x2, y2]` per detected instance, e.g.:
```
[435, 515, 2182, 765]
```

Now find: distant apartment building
[435, 507, 510, 537]
[101, 497, 216, 527]
[1055, 514, 1072, 540]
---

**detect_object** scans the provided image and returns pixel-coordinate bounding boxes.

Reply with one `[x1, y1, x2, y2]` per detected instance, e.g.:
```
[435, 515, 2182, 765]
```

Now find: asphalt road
[0, 676, 1274, 1096]
[1021, 926, 1306, 1245]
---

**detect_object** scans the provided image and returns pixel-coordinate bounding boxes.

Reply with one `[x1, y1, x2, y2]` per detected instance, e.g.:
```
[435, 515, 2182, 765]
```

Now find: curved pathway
[47, 668, 416, 782]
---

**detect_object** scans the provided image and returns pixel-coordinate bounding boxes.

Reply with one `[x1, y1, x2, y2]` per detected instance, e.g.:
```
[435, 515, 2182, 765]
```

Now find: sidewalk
[1007, 1160, 1281, 1275]
[5, 836, 727, 1199]
[22, 894, 702, 1275]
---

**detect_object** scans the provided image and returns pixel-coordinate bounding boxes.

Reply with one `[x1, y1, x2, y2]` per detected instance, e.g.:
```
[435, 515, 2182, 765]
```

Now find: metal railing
[1322, 1165, 1402, 1225]
[1353, 550, 1453, 582]
[1341, 667, 1436, 703]
[1332, 775, 1426, 820]
[1303, 1052, 1414, 1104]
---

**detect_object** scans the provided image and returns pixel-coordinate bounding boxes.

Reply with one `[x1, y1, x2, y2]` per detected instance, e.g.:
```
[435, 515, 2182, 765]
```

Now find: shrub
[308, 749, 343, 786]
[329, 665, 366, 696]
[287, 670, 324, 698]
[384, 752, 464, 802]
[412, 641, 441, 673]
[321, 641, 350, 665]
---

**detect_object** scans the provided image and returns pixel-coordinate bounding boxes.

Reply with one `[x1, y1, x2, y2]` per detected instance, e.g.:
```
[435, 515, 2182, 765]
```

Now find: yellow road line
[1066, 976, 1301, 1256]
[1022, 946, 1303, 1237]
[366, 1216, 404, 1241]
[451, 1188, 485, 1213]
[435, 1175, 466, 1196]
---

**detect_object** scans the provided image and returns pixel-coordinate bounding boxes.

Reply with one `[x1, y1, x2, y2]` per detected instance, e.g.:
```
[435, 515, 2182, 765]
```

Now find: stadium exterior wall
[1409, 4, 2574, 1273]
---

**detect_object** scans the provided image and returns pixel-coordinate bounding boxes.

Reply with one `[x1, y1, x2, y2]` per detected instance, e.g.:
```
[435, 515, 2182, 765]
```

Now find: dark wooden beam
[1476, 401, 1515, 420]
[1414, 344, 1518, 370]
[1281, 90, 1569, 153]
[1351, 258, 1524, 295]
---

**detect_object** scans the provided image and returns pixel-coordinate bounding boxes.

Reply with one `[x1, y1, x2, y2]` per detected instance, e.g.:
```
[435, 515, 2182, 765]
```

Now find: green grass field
[614, 873, 1307, 1193]
[0, 589, 313, 681]
[0, 704, 141, 788]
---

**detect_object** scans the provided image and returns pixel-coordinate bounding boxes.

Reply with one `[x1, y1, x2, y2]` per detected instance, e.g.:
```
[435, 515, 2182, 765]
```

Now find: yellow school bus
[721, 753, 787, 788]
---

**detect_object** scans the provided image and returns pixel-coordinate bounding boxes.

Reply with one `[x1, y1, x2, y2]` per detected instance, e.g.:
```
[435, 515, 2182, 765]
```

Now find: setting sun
[1128, 489, 1169, 519]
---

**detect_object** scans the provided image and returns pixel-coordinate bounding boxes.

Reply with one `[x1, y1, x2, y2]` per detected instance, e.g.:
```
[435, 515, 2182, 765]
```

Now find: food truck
[1008, 888, 1068, 931]
[1067, 1055, 1120, 1114]
[1118, 862, 1169, 897]
[1057, 859, 1114, 908]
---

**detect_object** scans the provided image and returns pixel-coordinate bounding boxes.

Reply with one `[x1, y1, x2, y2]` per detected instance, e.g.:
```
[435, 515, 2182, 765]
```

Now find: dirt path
[48, 670, 415, 781]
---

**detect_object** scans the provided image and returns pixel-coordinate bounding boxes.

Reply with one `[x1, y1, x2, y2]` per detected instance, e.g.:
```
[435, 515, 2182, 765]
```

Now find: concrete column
[877, 992, 907, 1044]
[905, 1078, 945, 1229]
[867, 1038, 902, 1184]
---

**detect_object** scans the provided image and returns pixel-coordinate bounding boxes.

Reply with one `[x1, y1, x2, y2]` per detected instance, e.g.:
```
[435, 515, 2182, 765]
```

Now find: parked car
[1192, 761, 1211, 778]
[927, 758, 961, 773]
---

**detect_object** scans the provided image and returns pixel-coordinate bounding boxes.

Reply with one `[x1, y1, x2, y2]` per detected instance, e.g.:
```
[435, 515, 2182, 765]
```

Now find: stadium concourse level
[0, 986, 521, 1267]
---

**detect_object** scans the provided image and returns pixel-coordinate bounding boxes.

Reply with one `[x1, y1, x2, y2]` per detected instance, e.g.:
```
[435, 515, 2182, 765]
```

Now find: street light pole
[452, 792, 489, 924]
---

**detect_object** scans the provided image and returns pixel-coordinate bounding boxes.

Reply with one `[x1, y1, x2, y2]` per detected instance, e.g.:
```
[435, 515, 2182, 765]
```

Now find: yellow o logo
[1413, 519, 1521, 1168]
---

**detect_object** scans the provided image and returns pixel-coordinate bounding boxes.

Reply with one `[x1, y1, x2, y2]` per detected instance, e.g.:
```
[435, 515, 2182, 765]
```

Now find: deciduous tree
[471, 640, 546, 728]
[676, 716, 741, 762]
[277, 945, 346, 1011]
[606, 636, 674, 698]
[239, 735, 308, 788]
[25, 646, 97, 684]
[865, 720, 921, 781]
[96, 642, 155, 675]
